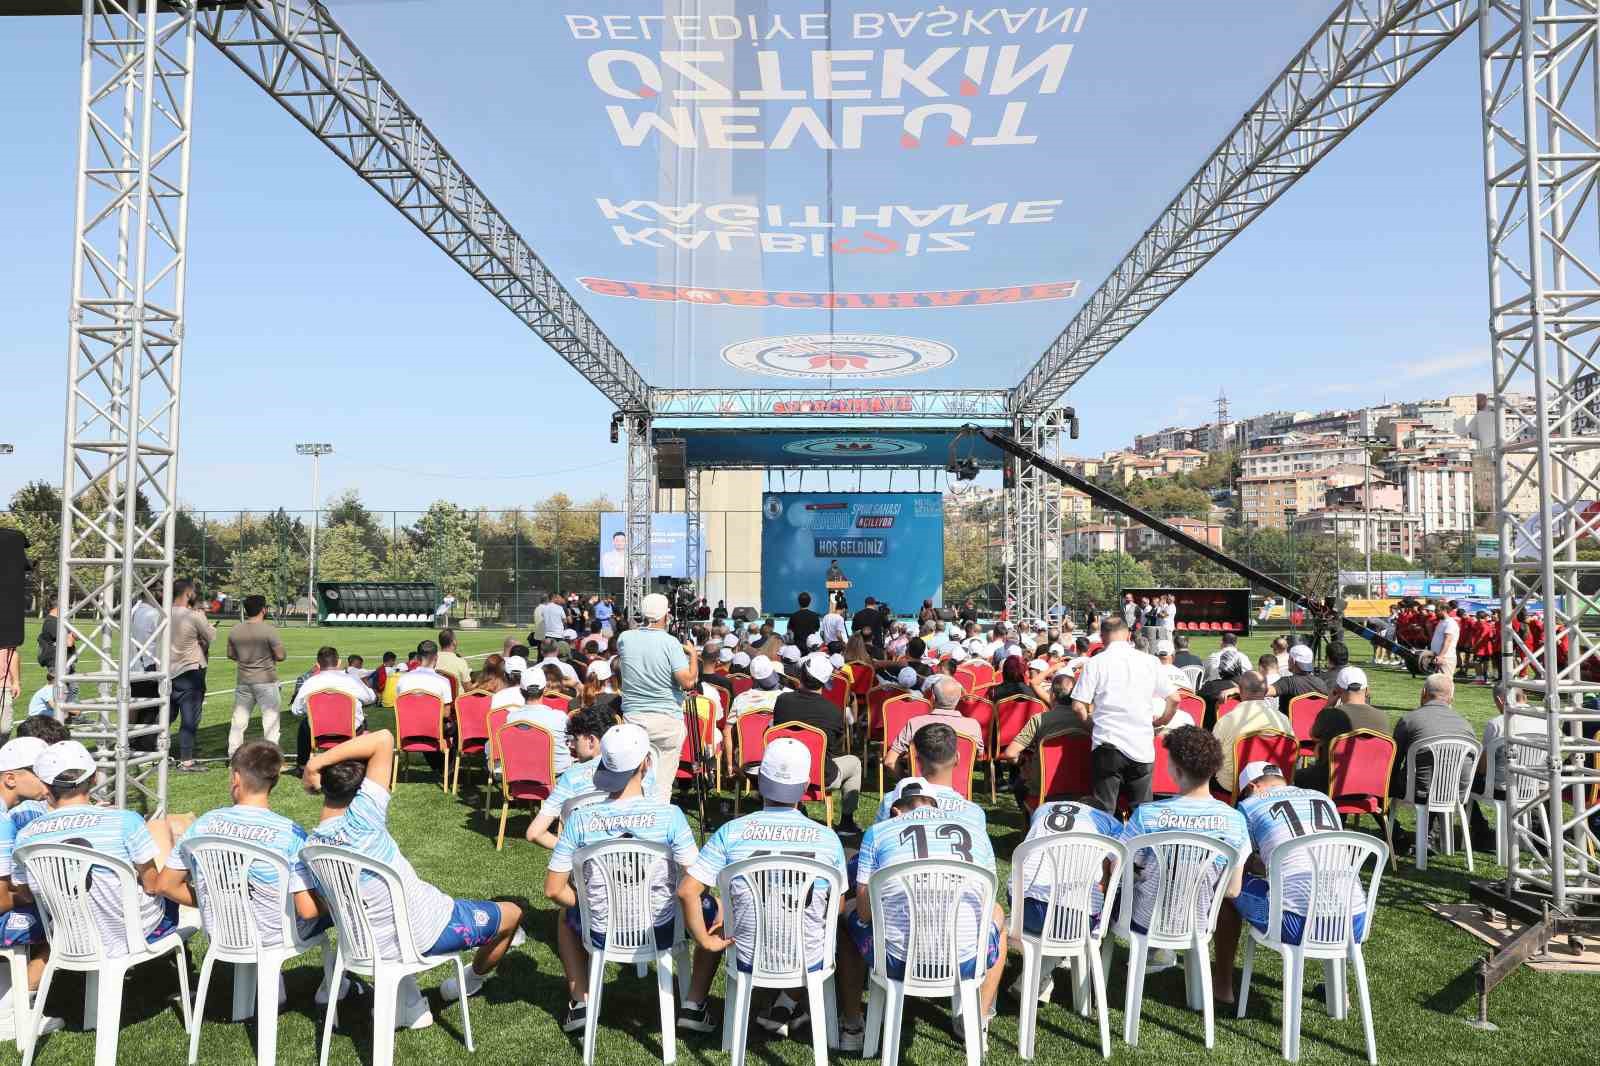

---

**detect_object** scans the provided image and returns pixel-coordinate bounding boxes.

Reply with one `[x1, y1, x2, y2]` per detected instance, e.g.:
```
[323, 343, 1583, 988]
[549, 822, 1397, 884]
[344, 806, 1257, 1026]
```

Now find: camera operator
[615, 591, 701, 805]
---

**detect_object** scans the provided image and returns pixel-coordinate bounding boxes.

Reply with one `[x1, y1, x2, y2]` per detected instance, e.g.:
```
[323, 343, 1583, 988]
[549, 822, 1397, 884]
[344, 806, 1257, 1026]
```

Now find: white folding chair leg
[452, 956, 476, 1053]
[720, 967, 737, 1054]
[1283, 947, 1304, 1062]
[1495, 797, 1509, 866]
[727, 971, 752, 1066]
[1183, 947, 1203, 1011]
[805, 973, 829, 1066]
[881, 983, 906, 1066]
[1414, 803, 1428, 870]
[1237, 936, 1256, 1019]
[188, 953, 218, 1065]
[1459, 805, 1475, 873]
[20, 959, 59, 1066]
[1196, 945, 1215, 1049]
[369, 973, 398, 1066]
[656, 950, 677, 1065]
[1089, 941, 1112, 1060]
[1123, 935, 1149, 1046]
[1322, 958, 1347, 1019]
[1017, 941, 1040, 1060]
[583, 953, 605, 1066]
[5, 949, 30, 1054]
[1352, 944, 1378, 1066]
[823, 975, 839, 1048]
[257, 958, 284, 1066]
[1073, 952, 1093, 1018]
[317, 955, 344, 1066]
[230, 961, 257, 1022]
[958, 982, 982, 1066]
[863, 982, 884, 1059]
[92, 962, 125, 1066]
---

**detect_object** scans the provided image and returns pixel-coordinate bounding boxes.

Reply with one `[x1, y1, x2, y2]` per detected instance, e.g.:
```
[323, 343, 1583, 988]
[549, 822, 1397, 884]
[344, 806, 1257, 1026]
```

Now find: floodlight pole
[296, 443, 332, 621]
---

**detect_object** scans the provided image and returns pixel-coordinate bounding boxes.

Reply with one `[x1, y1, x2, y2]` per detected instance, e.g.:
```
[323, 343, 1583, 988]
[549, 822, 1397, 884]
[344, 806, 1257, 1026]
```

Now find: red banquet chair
[480, 707, 513, 818]
[540, 693, 573, 713]
[730, 674, 755, 699]
[1327, 728, 1398, 867]
[732, 710, 774, 814]
[823, 673, 851, 712]
[968, 660, 996, 693]
[492, 720, 556, 851]
[305, 690, 358, 753]
[911, 732, 979, 800]
[846, 662, 873, 717]
[989, 694, 1046, 804]
[452, 692, 493, 793]
[765, 720, 832, 825]
[1288, 693, 1328, 763]
[1229, 729, 1300, 803]
[954, 663, 983, 698]
[1214, 696, 1242, 721]
[1174, 689, 1205, 726]
[1034, 731, 1092, 808]
[957, 694, 994, 742]
[875, 692, 932, 794]
[393, 689, 452, 790]
[1120, 736, 1183, 816]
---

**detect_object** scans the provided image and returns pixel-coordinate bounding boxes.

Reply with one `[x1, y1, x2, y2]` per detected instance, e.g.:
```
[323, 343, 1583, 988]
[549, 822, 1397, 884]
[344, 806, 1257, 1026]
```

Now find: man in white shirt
[538, 642, 581, 687]
[820, 607, 847, 646]
[291, 646, 376, 763]
[395, 640, 453, 705]
[535, 591, 568, 643]
[1070, 617, 1181, 811]
[493, 684, 573, 776]
[1429, 604, 1461, 676]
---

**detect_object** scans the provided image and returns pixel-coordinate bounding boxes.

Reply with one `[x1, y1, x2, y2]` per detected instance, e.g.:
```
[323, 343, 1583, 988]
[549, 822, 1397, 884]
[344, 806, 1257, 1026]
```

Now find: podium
[825, 580, 852, 592]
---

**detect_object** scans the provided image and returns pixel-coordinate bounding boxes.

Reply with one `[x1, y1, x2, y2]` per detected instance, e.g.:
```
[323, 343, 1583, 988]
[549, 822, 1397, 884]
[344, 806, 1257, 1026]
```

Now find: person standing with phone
[614, 592, 700, 805]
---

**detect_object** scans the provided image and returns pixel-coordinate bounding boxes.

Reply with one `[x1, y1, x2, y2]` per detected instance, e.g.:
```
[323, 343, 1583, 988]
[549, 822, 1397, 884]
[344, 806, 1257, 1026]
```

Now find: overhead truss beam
[195, 0, 648, 411]
[1011, 0, 1476, 417]
[650, 388, 1012, 420]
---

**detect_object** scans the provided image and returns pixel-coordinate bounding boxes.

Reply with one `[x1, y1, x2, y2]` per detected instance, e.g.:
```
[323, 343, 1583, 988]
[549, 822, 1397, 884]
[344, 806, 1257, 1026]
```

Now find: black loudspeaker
[656, 439, 687, 489]
[939, 608, 957, 622]
[732, 606, 759, 623]
[0, 528, 29, 648]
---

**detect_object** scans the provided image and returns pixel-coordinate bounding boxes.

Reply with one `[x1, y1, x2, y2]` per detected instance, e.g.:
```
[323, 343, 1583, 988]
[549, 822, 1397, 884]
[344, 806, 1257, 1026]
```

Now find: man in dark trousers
[851, 597, 882, 642]
[787, 591, 821, 652]
[773, 652, 862, 838]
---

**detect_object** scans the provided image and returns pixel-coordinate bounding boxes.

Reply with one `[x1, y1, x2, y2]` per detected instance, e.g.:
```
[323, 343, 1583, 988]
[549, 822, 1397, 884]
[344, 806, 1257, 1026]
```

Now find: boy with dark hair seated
[304, 731, 524, 1028]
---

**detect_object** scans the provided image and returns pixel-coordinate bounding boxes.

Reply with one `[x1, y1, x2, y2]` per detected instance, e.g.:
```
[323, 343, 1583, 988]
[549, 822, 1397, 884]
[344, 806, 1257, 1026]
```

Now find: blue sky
[0, 2, 1491, 511]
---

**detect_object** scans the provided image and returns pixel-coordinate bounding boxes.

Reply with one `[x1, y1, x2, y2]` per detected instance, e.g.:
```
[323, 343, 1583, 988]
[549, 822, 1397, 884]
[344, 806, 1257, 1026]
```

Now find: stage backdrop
[761, 492, 943, 612]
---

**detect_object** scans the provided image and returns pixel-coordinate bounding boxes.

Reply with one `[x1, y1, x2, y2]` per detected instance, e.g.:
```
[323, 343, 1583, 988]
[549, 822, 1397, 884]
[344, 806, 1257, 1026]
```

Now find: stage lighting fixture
[609, 412, 622, 444]
[947, 457, 979, 482]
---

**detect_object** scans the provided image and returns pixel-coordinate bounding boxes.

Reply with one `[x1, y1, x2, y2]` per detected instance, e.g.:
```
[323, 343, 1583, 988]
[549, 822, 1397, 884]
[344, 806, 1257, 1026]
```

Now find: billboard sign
[761, 492, 943, 611]
[599, 513, 694, 579]
[1381, 575, 1494, 599]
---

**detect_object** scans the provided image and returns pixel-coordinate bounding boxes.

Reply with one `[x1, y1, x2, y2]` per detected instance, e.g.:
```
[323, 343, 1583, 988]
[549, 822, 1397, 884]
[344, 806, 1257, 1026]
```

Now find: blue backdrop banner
[761, 492, 944, 613]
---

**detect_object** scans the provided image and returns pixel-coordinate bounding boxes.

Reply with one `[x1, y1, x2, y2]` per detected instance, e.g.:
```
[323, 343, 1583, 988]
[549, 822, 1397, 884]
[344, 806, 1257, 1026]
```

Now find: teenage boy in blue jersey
[526, 705, 653, 848]
[0, 737, 59, 1040]
[1211, 761, 1366, 1005]
[544, 723, 718, 1035]
[305, 730, 524, 1030]
[1008, 797, 1123, 1002]
[677, 737, 848, 1038]
[839, 724, 1008, 1048]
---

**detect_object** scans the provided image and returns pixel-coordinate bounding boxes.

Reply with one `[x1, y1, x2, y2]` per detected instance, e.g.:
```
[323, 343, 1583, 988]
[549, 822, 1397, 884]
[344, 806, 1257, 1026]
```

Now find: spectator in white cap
[1295, 666, 1390, 793]
[1199, 647, 1249, 726]
[539, 640, 581, 688]
[773, 653, 864, 838]
[805, 632, 824, 652]
[1272, 641, 1329, 715]
[288, 645, 377, 766]
[729, 651, 751, 674]
[579, 659, 620, 716]
[13, 741, 196, 963]
[615, 592, 701, 805]
[723, 655, 787, 773]
[1211, 671, 1291, 792]
[1212, 761, 1356, 1006]
[545, 723, 716, 1034]
[676, 737, 849, 1035]
[0, 735, 56, 1024]
[1202, 632, 1245, 683]
[886, 674, 985, 772]
[1152, 639, 1192, 694]
[525, 705, 656, 847]
[502, 680, 572, 776]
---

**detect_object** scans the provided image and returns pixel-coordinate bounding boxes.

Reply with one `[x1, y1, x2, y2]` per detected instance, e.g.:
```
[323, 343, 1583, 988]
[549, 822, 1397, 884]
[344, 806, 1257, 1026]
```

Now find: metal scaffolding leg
[56, 0, 196, 813]
[624, 417, 654, 620]
[685, 467, 702, 597]
[1040, 409, 1068, 621]
[1479, 0, 1600, 910]
[1010, 417, 1047, 624]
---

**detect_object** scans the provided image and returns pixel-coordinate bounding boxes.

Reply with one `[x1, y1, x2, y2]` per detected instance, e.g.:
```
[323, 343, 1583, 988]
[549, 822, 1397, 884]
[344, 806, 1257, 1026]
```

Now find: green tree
[944, 513, 999, 607]
[325, 489, 390, 561]
[314, 521, 379, 582]
[394, 501, 483, 601]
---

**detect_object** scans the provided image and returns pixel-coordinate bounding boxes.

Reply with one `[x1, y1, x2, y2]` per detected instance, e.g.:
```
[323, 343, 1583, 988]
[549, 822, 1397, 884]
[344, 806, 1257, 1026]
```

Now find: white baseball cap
[1027, 658, 1050, 674]
[0, 737, 47, 774]
[896, 666, 920, 689]
[884, 776, 934, 812]
[805, 633, 823, 649]
[1238, 760, 1286, 794]
[490, 685, 527, 711]
[830, 652, 845, 669]
[732, 652, 751, 669]
[521, 668, 546, 692]
[719, 648, 735, 664]
[803, 653, 834, 686]
[757, 737, 812, 804]
[587, 659, 612, 683]
[1335, 666, 1368, 691]
[592, 723, 651, 792]
[779, 645, 801, 663]
[1048, 643, 1065, 657]
[641, 593, 671, 622]
[749, 655, 776, 681]
[1288, 644, 1315, 668]
[948, 646, 969, 662]
[1154, 639, 1175, 656]
[563, 628, 578, 640]
[34, 740, 96, 788]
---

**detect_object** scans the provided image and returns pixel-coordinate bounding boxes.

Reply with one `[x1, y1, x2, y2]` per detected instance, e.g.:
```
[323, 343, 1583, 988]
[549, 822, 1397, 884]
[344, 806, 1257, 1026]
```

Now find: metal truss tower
[55, 0, 197, 812]
[624, 417, 655, 620]
[1479, 0, 1600, 911]
[685, 467, 703, 595]
[1009, 416, 1048, 623]
[1039, 409, 1071, 618]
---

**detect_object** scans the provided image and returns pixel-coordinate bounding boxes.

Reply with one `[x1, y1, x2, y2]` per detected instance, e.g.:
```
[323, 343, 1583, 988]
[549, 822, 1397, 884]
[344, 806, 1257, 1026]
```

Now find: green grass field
[0, 621, 1583, 1065]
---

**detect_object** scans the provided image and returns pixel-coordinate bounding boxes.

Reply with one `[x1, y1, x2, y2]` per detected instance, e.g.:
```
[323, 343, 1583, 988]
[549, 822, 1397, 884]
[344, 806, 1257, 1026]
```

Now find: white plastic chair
[715, 856, 844, 1066]
[1236, 832, 1388, 1064]
[1470, 733, 1550, 866]
[1009, 834, 1127, 1059]
[1403, 738, 1480, 871]
[571, 839, 690, 1066]
[183, 835, 337, 1066]
[1182, 665, 1205, 691]
[14, 841, 194, 1066]
[1102, 831, 1242, 1049]
[559, 791, 607, 822]
[301, 844, 475, 1066]
[2, 943, 36, 1053]
[862, 858, 998, 1066]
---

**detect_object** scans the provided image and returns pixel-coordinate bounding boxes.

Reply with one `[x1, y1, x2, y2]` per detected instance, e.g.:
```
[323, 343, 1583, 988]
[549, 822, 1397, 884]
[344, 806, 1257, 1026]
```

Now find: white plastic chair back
[302, 844, 421, 967]
[13, 841, 142, 961]
[183, 835, 297, 954]
[1412, 738, 1480, 811]
[573, 839, 679, 960]
[1182, 665, 1205, 690]
[1265, 832, 1386, 954]
[561, 790, 607, 821]
[715, 856, 844, 983]
[1010, 834, 1126, 953]
[1120, 831, 1241, 948]
[867, 858, 997, 994]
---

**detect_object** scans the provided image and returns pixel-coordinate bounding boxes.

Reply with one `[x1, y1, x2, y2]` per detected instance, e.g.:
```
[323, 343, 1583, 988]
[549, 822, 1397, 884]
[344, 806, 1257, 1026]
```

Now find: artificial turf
[0, 620, 1586, 1066]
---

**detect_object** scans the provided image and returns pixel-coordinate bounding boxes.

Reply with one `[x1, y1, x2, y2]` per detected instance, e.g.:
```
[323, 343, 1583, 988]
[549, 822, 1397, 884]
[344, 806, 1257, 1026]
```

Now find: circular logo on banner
[763, 496, 784, 520]
[781, 437, 926, 460]
[721, 333, 957, 379]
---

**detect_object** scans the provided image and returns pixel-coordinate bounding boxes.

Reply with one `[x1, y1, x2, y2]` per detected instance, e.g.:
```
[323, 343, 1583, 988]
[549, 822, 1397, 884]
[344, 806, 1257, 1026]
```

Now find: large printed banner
[554, 2, 1096, 388]
[599, 512, 694, 578]
[761, 492, 943, 611]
